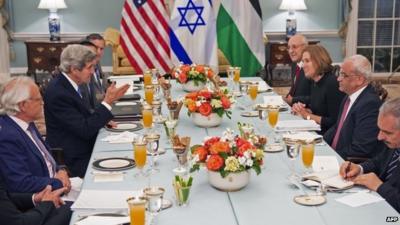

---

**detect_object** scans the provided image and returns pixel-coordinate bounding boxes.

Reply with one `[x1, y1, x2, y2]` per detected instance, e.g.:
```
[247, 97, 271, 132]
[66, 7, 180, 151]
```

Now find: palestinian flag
[217, 0, 265, 76]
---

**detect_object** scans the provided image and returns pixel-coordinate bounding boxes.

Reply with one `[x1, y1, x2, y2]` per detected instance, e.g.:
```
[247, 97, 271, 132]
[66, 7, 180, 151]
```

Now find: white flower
[196, 101, 202, 107]
[246, 159, 254, 167]
[244, 151, 251, 159]
[238, 156, 247, 165]
[210, 99, 222, 108]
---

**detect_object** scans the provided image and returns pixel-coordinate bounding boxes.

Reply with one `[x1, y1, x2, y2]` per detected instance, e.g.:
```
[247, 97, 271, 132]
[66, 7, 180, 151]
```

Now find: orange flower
[178, 72, 187, 83]
[185, 99, 197, 112]
[181, 65, 191, 73]
[198, 102, 212, 116]
[198, 90, 212, 99]
[195, 65, 205, 73]
[237, 143, 255, 156]
[206, 155, 224, 171]
[185, 92, 198, 101]
[206, 69, 214, 79]
[221, 96, 231, 109]
[209, 141, 230, 155]
[193, 146, 208, 162]
[204, 137, 221, 150]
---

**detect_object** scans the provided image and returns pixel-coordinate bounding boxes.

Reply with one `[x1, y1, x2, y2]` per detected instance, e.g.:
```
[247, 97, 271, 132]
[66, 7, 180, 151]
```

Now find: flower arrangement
[173, 64, 214, 85]
[184, 89, 232, 118]
[190, 129, 264, 177]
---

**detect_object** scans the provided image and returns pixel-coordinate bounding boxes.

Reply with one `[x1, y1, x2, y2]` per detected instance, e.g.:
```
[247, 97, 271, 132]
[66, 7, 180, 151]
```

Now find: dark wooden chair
[370, 80, 388, 102]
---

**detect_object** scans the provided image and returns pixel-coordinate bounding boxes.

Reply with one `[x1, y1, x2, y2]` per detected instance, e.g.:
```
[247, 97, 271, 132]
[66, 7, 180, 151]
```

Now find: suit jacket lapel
[4, 116, 49, 175]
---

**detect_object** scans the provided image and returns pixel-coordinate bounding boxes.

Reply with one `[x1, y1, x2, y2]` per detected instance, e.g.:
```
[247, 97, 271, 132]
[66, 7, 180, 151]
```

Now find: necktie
[384, 149, 400, 181]
[331, 97, 351, 150]
[77, 86, 83, 98]
[95, 66, 103, 89]
[288, 65, 301, 96]
[27, 123, 56, 177]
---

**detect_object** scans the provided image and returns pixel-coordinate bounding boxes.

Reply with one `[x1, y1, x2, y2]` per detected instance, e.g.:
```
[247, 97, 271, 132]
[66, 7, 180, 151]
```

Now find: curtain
[0, 0, 10, 84]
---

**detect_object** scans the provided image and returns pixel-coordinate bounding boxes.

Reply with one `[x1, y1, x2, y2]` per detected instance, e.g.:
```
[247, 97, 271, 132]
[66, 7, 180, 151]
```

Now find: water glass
[144, 187, 165, 224]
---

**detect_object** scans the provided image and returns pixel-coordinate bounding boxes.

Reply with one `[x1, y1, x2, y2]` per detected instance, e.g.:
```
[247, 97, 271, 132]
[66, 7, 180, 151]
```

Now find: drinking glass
[143, 187, 165, 224]
[285, 142, 300, 179]
[145, 133, 160, 174]
[172, 146, 188, 175]
[133, 140, 148, 177]
[227, 66, 235, 89]
[145, 85, 154, 105]
[173, 182, 191, 207]
[233, 67, 241, 94]
[151, 68, 159, 83]
[143, 70, 152, 86]
[301, 142, 315, 173]
[127, 196, 147, 225]
[142, 105, 153, 133]
[248, 82, 258, 106]
[165, 118, 177, 146]
[267, 107, 279, 129]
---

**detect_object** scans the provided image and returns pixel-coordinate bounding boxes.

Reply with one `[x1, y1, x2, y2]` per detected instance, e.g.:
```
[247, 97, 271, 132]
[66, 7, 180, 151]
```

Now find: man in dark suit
[284, 34, 312, 105]
[44, 44, 129, 178]
[324, 55, 382, 159]
[0, 77, 70, 193]
[340, 97, 400, 212]
[0, 178, 71, 225]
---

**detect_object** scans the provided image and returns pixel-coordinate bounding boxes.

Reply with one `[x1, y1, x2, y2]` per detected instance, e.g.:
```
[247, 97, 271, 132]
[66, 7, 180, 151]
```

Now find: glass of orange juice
[142, 105, 153, 132]
[233, 67, 241, 93]
[143, 70, 152, 86]
[267, 106, 279, 129]
[248, 83, 258, 102]
[127, 196, 147, 225]
[301, 142, 315, 173]
[133, 140, 147, 177]
[144, 85, 154, 105]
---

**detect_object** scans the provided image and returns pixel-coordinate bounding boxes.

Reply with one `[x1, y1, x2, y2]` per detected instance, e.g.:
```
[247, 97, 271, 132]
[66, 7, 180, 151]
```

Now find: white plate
[294, 195, 326, 206]
[264, 144, 284, 153]
[241, 111, 258, 117]
[115, 123, 137, 130]
[99, 159, 131, 168]
[115, 101, 137, 106]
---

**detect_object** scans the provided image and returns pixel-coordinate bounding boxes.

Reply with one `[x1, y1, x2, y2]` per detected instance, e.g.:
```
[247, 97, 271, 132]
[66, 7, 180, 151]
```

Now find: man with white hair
[324, 55, 382, 160]
[0, 76, 70, 193]
[44, 44, 129, 177]
[340, 97, 400, 213]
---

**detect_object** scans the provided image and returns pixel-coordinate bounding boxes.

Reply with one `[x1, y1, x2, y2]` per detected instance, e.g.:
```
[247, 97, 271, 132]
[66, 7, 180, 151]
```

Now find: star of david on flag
[170, 0, 218, 72]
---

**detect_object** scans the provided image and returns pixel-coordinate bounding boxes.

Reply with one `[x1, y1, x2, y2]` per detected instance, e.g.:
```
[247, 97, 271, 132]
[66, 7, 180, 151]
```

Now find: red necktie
[331, 98, 351, 150]
[289, 65, 301, 96]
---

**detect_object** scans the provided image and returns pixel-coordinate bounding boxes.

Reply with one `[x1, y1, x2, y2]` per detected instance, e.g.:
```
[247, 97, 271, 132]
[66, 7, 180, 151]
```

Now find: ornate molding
[265, 30, 340, 39]
[11, 32, 101, 41]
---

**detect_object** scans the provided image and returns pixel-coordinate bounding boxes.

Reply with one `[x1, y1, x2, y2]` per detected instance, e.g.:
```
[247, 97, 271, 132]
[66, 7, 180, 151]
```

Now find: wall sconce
[279, 0, 307, 39]
[38, 0, 67, 41]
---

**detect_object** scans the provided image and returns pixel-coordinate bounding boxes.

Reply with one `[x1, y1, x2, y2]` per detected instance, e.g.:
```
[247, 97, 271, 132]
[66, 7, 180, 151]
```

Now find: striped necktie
[27, 123, 56, 177]
[384, 149, 400, 181]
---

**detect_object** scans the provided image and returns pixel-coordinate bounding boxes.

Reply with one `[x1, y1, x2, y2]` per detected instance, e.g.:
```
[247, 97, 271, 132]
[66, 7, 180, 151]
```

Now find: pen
[344, 162, 351, 179]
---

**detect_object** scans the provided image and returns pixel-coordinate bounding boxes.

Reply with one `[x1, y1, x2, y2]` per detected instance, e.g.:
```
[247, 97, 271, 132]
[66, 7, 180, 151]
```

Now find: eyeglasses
[27, 97, 43, 103]
[288, 43, 305, 50]
[338, 71, 360, 79]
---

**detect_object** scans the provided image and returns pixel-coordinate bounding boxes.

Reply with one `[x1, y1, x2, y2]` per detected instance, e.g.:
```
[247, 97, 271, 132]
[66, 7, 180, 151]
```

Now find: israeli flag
[170, 0, 218, 72]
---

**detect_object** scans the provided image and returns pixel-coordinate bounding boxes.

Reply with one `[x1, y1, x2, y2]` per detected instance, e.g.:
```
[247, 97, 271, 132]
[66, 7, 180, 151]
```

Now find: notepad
[302, 171, 354, 190]
[336, 192, 384, 207]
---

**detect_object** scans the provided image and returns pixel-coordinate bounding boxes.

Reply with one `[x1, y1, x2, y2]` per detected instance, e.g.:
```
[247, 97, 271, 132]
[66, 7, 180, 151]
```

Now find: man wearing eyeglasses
[324, 55, 382, 160]
[0, 76, 70, 193]
[283, 34, 312, 105]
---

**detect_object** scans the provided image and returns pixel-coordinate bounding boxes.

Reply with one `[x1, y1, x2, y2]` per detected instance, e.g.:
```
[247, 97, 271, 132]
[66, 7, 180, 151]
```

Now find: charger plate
[105, 122, 143, 132]
[92, 157, 135, 171]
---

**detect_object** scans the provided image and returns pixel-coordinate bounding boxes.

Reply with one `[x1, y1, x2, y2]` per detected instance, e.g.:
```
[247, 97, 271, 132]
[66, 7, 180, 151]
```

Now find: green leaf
[187, 176, 193, 186]
[219, 152, 228, 159]
[190, 164, 200, 173]
[220, 170, 228, 178]
[253, 164, 261, 175]
[190, 144, 202, 153]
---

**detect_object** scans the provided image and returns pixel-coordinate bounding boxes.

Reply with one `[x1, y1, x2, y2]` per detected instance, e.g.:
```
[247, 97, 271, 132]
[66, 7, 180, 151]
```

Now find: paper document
[312, 156, 339, 172]
[282, 132, 322, 143]
[275, 120, 321, 132]
[62, 177, 83, 202]
[75, 215, 130, 225]
[71, 189, 141, 210]
[263, 96, 284, 106]
[302, 171, 353, 190]
[336, 192, 384, 207]
[101, 131, 137, 144]
[108, 75, 141, 95]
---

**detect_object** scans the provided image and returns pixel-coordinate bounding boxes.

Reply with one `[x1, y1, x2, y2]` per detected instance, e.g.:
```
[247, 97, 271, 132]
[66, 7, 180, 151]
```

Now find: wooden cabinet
[266, 40, 319, 86]
[25, 39, 77, 83]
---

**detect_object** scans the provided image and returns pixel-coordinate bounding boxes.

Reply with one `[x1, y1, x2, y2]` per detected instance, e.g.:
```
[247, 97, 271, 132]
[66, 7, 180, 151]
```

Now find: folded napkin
[275, 120, 320, 131]
[93, 171, 124, 183]
[62, 177, 83, 202]
[263, 95, 284, 106]
[101, 131, 137, 143]
[75, 215, 130, 225]
[282, 132, 322, 142]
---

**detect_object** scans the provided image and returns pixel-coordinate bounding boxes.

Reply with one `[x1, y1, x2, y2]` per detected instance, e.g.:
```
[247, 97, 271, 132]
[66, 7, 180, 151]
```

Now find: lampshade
[38, 0, 67, 10]
[279, 0, 307, 11]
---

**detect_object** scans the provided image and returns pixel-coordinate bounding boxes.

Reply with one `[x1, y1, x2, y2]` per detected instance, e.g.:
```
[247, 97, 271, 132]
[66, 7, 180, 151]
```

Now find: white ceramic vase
[182, 80, 206, 92]
[191, 112, 222, 128]
[207, 170, 250, 192]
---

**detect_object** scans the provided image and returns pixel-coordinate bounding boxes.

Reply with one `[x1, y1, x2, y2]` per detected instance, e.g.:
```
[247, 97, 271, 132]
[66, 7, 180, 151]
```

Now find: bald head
[288, 34, 308, 63]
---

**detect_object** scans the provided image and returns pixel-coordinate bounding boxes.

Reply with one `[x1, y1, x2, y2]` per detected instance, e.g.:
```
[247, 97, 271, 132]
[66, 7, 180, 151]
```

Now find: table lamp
[279, 0, 307, 40]
[38, 0, 67, 41]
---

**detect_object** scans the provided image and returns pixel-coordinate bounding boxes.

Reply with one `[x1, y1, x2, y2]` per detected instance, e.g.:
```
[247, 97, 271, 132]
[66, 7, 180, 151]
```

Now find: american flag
[120, 0, 172, 75]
